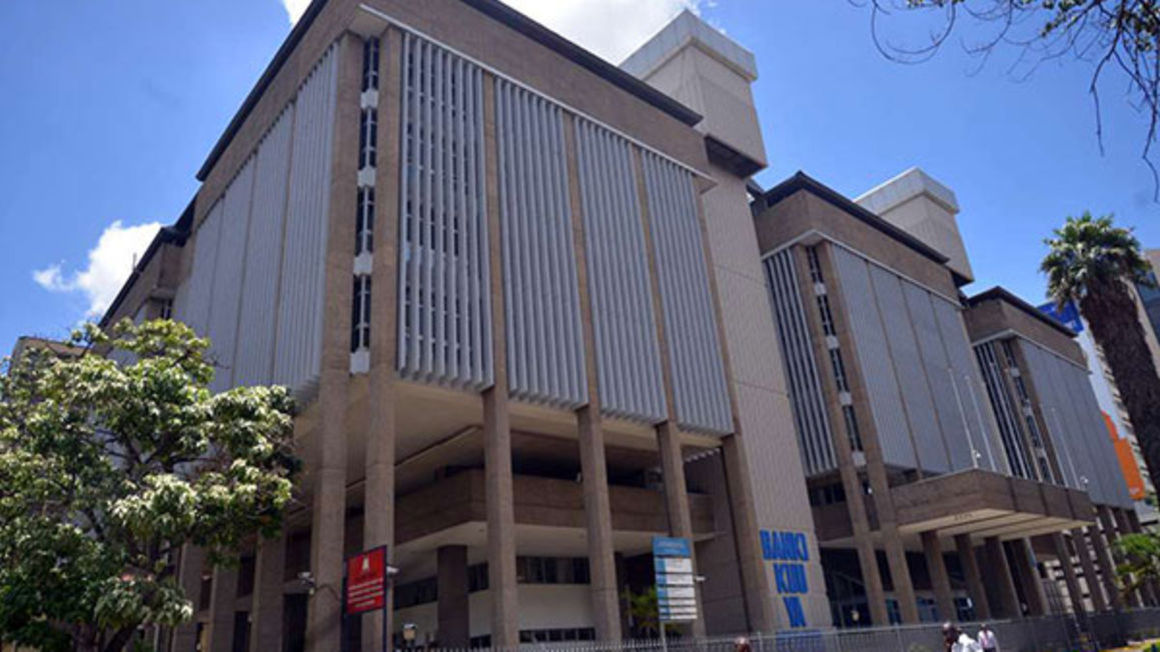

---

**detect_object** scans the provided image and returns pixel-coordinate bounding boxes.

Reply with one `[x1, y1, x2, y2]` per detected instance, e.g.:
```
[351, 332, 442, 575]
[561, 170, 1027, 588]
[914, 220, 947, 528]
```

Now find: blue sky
[2, 0, 1158, 355]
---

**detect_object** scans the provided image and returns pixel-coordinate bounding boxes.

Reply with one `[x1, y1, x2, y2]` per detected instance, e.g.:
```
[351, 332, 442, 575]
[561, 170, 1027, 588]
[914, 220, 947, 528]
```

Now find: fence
[430, 607, 1160, 652]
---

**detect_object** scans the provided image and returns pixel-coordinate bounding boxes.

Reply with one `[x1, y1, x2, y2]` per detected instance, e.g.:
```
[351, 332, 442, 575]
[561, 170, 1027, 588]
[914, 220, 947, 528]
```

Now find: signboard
[652, 537, 697, 622]
[345, 546, 387, 615]
[1037, 300, 1084, 334]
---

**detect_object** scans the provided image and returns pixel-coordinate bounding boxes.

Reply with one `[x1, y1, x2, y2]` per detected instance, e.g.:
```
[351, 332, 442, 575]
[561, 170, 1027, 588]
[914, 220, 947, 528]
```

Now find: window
[393, 577, 438, 609]
[816, 295, 837, 336]
[356, 187, 375, 255]
[842, 405, 864, 452]
[806, 246, 824, 283]
[830, 349, 850, 393]
[351, 276, 371, 353]
[359, 108, 378, 170]
[159, 298, 173, 320]
[467, 563, 488, 593]
[519, 628, 595, 643]
[361, 37, 380, 92]
[515, 557, 589, 584]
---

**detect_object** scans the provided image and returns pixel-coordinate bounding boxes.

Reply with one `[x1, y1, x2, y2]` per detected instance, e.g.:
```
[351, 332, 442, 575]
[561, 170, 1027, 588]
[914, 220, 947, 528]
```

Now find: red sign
[346, 547, 387, 615]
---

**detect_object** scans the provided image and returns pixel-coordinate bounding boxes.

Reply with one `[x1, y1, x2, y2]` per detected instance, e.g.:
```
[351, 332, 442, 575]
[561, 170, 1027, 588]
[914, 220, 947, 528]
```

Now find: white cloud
[499, 0, 705, 63]
[278, 0, 706, 63]
[280, 0, 312, 25]
[33, 220, 162, 318]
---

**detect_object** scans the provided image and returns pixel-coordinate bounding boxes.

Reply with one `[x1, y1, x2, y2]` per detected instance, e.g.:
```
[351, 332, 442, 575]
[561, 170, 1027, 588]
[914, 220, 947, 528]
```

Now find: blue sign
[1038, 300, 1084, 333]
[652, 536, 691, 558]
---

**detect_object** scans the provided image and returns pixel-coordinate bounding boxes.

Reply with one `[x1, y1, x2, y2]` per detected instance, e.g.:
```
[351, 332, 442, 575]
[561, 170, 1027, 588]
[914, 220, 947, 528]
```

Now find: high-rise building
[97, 2, 828, 649]
[89, 1, 1152, 648]
[752, 170, 1144, 625]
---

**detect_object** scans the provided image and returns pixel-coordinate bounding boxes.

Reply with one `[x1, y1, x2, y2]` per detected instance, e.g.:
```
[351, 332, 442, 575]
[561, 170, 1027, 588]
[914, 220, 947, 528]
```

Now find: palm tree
[1042, 212, 1160, 492]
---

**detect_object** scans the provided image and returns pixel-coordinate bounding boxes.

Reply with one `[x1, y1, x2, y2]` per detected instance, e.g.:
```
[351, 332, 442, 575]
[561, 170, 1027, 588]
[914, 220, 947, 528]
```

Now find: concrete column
[206, 564, 240, 652]
[1113, 507, 1148, 607]
[437, 546, 470, 647]
[250, 535, 286, 652]
[1071, 527, 1109, 612]
[808, 243, 917, 624]
[1010, 539, 1047, 616]
[482, 73, 519, 650]
[1051, 533, 1087, 617]
[984, 536, 1021, 618]
[562, 113, 621, 642]
[954, 535, 990, 620]
[1089, 514, 1121, 609]
[721, 435, 777, 632]
[362, 25, 403, 652]
[656, 421, 706, 637]
[577, 407, 622, 641]
[172, 545, 207, 652]
[307, 33, 361, 652]
[921, 532, 955, 622]
[792, 246, 887, 627]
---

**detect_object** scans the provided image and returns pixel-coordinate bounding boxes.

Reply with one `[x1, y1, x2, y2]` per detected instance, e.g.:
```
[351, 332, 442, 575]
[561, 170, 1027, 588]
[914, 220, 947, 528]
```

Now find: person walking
[976, 624, 998, 652]
[942, 623, 983, 652]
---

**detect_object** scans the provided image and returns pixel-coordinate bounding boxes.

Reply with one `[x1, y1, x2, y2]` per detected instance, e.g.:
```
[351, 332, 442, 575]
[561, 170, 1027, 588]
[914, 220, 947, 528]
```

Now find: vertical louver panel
[176, 200, 224, 337]
[396, 35, 493, 390]
[763, 250, 837, 476]
[975, 342, 1034, 479]
[831, 247, 917, 469]
[234, 106, 294, 388]
[903, 284, 976, 471]
[869, 266, 949, 473]
[574, 119, 666, 424]
[274, 44, 338, 391]
[931, 298, 1006, 473]
[207, 157, 256, 393]
[495, 81, 587, 408]
[642, 153, 733, 435]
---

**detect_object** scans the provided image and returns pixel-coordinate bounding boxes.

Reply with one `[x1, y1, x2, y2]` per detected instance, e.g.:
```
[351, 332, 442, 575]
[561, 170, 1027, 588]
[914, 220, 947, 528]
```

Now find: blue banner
[1038, 300, 1083, 333]
[651, 536, 691, 558]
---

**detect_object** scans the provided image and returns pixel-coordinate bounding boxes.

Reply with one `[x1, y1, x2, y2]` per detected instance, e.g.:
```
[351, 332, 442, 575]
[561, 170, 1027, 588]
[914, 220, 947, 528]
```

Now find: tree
[621, 586, 679, 639]
[0, 319, 299, 652]
[1042, 212, 1160, 492]
[1115, 529, 1160, 598]
[859, 0, 1160, 194]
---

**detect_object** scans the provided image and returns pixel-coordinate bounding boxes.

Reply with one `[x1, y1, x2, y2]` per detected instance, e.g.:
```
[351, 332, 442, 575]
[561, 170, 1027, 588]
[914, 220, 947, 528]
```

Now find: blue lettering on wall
[761, 529, 812, 628]
[783, 597, 807, 628]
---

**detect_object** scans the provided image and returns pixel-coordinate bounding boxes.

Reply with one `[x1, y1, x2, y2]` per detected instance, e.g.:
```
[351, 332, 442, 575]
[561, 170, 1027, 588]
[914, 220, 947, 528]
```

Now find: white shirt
[952, 633, 983, 652]
[977, 630, 998, 649]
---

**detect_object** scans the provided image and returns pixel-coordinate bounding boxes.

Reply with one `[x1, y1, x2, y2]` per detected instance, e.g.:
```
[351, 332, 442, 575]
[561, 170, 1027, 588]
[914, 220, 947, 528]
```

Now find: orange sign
[1104, 412, 1146, 501]
[346, 547, 387, 615]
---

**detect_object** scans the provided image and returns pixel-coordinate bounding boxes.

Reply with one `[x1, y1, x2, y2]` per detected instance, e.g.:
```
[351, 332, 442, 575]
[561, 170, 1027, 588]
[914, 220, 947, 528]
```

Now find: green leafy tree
[621, 586, 679, 639]
[1042, 213, 1160, 493]
[1114, 530, 1160, 598]
[0, 319, 299, 652]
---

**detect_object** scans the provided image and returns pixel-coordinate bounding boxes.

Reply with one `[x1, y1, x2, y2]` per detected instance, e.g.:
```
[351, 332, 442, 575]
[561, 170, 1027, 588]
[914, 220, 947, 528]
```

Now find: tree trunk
[1081, 279, 1160, 495]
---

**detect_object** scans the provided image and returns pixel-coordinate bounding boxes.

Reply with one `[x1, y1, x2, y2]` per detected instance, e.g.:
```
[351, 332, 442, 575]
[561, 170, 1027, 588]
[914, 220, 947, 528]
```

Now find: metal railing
[419, 607, 1160, 652]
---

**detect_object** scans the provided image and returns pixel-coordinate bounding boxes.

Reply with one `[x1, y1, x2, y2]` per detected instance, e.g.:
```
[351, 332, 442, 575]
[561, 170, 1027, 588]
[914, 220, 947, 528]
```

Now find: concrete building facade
[90, 1, 1149, 648]
[98, 2, 829, 650]
[751, 170, 1139, 627]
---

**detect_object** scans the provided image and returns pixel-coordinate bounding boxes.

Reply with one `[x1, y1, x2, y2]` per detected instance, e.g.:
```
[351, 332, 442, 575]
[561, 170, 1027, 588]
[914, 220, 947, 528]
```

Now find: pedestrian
[942, 623, 982, 652]
[976, 624, 998, 652]
[733, 637, 751, 652]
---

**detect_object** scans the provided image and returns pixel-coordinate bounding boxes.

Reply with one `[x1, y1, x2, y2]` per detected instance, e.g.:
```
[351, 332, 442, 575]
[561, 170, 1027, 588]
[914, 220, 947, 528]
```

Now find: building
[97, 2, 828, 650]
[751, 169, 1146, 626]
[963, 287, 1147, 613]
[90, 0, 1152, 648]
